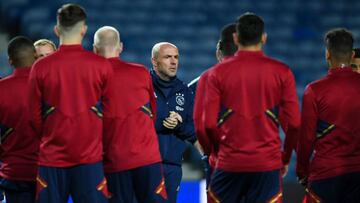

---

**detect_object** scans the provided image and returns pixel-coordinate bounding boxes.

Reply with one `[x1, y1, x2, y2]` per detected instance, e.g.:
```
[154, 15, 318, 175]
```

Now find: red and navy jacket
[297, 67, 360, 181]
[29, 45, 114, 167]
[191, 57, 234, 168]
[0, 68, 39, 181]
[103, 58, 161, 173]
[204, 50, 300, 172]
[151, 70, 197, 166]
[192, 70, 218, 168]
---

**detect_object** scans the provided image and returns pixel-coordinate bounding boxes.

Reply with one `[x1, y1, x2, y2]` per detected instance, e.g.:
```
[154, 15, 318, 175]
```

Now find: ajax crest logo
[175, 93, 185, 106]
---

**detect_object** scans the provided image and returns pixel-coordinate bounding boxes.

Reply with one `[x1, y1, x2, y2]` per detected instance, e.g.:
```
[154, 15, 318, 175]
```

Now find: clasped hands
[163, 111, 183, 129]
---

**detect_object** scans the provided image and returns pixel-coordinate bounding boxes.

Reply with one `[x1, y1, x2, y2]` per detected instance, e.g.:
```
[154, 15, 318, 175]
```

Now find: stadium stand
[1, 0, 360, 202]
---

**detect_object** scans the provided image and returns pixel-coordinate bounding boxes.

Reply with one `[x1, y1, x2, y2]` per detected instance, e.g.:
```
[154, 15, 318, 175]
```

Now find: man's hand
[163, 111, 183, 129]
[169, 111, 182, 123]
[194, 140, 204, 156]
[298, 176, 308, 187]
[163, 117, 178, 129]
[281, 164, 289, 178]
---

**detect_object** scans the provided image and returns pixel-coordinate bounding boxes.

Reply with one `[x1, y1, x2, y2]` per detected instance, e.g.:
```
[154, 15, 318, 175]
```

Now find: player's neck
[103, 53, 118, 59]
[329, 60, 351, 69]
[102, 48, 120, 59]
[238, 44, 262, 52]
[59, 36, 82, 46]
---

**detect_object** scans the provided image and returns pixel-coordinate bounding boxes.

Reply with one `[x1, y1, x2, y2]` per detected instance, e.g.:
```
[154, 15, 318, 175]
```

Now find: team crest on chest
[175, 93, 185, 106]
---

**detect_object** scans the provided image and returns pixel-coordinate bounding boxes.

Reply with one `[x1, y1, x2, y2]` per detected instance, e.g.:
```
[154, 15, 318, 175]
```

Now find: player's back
[0, 68, 39, 181]
[103, 58, 161, 173]
[306, 68, 360, 180]
[206, 50, 299, 172]
[108, 59, 154, 117]
[33, 45, 111, 115]
[30, 44, 113, 167]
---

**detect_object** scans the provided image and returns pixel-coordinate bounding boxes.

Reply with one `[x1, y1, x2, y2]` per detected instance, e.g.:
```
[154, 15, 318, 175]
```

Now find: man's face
[351, 58, 360, 73]
[35, 44, 55, 59]
[153, 44, 179, 80]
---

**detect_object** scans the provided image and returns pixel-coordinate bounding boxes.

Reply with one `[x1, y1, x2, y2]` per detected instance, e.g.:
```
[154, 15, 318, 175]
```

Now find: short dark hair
[218, 23, 237, 56]
[235, 12, 264, 46]
[7, 36, 35, 67]
[325, 28, 354, 62]
[57, 3, 86, 29]
[353, 48, 360, 58]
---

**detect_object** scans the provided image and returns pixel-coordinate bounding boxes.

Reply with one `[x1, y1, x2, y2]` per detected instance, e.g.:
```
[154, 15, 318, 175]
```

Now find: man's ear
[151, 57, 158, 69]
[34, 50, 38, 59]
[261, 33, 267, 45]
[93, 44, 98, 54]
[233, 33, 239, 46]
[118, 42, 123, 55]
[80, 24, 87, 37]
[54, 25, 60, 37]
[326, 49, 330, 61]
[216, 49, 223, 62]
[8, 57, 13, 66]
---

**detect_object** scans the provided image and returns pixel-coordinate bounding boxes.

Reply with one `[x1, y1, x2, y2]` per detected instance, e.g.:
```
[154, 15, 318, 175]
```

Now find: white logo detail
[176, 106, 184, 111]
[175, 93, 185, 106]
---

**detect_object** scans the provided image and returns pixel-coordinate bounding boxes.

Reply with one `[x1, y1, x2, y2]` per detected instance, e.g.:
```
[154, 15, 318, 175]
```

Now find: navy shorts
[163, 163, 182, 203]
[0, 178, 36, 203]
[305, 172, 360, 203]
[36, 162, 111, 203]
[208, 169, 282, 203]
[106, 162, 167, 203]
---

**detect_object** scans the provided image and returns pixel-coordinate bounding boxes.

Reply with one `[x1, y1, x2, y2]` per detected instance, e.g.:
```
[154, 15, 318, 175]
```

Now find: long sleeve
[204, 71, 221, 149]
[100, 61, 115, 119]
[148, 73, 157, 123]
[193, 73, 212, 154]
[279, 69, 301, 164]
[296, 86, 317, 179]
[175, 91, 197, 144]
[28, 66, 43, 138]
[101, 62, 115, 156]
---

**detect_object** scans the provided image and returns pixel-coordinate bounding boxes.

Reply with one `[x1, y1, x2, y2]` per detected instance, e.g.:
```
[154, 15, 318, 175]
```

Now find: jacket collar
[58, 44, 84, 51]
[108, 57, 120, 62]
[234, 50, 264, 58]
[328, 67, 353, 75]
[13, 67, 31, 77]
[151, 69, 184, 97]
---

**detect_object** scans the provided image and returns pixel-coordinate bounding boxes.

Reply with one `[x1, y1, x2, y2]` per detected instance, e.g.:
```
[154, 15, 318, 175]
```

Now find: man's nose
[170, 57, 177, 63]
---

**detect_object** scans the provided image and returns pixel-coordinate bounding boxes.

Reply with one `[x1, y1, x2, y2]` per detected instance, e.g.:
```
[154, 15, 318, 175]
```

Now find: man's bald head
[151, 42, 177, 59]
[93, 26, 122, 58]
[94, 26, 120, 48]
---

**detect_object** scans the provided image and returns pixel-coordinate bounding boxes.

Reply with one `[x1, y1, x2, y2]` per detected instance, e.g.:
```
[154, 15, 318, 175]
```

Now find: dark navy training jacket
[151, 70, 197, 166]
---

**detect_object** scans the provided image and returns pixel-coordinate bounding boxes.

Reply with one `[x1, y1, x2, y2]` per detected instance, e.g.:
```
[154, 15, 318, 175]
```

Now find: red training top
[297, 67, 360, 181]
[204, 50, 300, 172]
[103, 57, 161, 173]
[29, 45, 114, 167]
[0, 68, 39, 181]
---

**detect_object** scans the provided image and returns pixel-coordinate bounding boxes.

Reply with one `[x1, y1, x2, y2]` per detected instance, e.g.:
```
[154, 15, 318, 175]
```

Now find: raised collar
[58, 44, 83, 51]
[221, 56, 233, 61]
[151, 69, 178, 87]
[13, 67, 31, 77]
[108, 57, 120, 62]
[328, 67, 354, 75]
[234, 50, 264, 58]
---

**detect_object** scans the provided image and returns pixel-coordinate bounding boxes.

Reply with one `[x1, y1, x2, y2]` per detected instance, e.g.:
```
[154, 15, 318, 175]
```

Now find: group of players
[1, 3, 360, 203]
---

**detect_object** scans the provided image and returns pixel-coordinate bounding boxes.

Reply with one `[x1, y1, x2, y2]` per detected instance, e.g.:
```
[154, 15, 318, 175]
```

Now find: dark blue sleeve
[154, 97, 173, 134]
[155, 115, 171, 134]
[188, 81, 198, 94]
[175, 90, 197, 144]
